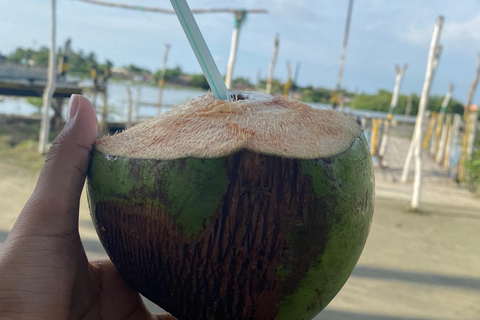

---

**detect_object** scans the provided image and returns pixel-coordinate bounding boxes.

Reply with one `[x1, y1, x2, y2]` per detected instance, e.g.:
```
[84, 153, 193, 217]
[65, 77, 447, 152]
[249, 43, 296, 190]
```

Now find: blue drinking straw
[170, 0, 231, 101]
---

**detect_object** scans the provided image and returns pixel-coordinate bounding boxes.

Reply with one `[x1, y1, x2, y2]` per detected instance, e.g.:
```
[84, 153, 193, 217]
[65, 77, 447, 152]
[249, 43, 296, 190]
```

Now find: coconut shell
[87, 91, 374, 320]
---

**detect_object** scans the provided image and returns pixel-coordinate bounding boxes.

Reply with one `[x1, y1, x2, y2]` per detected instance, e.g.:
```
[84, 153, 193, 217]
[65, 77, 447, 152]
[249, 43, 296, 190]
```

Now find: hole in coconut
[230, 94, 247, 101]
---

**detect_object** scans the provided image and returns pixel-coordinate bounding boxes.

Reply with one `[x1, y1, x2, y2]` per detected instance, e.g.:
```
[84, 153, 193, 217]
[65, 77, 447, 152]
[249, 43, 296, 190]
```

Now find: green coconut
[86, 91, 374, 320]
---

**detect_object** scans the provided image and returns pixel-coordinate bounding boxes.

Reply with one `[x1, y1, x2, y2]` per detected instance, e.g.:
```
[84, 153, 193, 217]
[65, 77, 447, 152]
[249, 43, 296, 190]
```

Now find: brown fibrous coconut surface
[95, 91, 362, 160]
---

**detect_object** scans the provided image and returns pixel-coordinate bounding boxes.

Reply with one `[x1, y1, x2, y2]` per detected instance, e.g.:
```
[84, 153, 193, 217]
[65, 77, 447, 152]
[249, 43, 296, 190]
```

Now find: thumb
[15, 95, 98, 237]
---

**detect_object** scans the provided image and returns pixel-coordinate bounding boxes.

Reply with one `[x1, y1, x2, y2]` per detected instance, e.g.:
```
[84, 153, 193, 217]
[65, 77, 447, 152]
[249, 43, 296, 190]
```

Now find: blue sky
[2, 0, 480, 103]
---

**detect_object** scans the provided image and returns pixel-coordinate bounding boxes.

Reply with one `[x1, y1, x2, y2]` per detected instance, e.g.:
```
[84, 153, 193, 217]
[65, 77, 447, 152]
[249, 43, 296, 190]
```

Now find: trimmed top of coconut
[95, 91, 362, 160]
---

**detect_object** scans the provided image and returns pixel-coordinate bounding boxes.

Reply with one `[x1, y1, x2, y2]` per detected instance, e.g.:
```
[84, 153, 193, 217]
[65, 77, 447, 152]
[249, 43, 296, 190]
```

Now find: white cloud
[443, 14, 480, 43]
[398, 23, 434, 46]
[397, 14, 480, 48]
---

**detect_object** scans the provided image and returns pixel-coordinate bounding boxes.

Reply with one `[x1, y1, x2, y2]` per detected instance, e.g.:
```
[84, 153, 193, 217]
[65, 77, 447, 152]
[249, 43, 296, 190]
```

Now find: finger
[14, 95, 98, 237]
[88, 259, 170, 320]
[89, 260, 178, 320]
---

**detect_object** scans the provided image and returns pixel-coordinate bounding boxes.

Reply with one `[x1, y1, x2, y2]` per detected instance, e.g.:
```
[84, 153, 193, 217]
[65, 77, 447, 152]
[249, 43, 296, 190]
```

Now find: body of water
[0, 83, 418, 124]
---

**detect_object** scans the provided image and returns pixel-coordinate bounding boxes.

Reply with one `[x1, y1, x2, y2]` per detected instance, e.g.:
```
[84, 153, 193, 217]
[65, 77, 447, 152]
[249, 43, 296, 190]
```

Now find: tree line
[2, 46, 466, 115]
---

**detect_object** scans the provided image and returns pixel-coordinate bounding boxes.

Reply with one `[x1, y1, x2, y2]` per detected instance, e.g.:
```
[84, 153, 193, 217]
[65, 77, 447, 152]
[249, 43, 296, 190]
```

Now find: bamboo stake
[225, 10, 246, 89]
[432, 83, 453, 156]
[157, 44, 171, 115]
[466, 111, 478, 160]
[133, 85, 141, 122]
[436, 113, 451, 164]
[283, 61, 292, 97]
[444, 114, 461, 169]
[442, 115, 453, 168]
[404, 94, 412, 116]
[371, 119, 379, 155]
[38, 0, 57, 154]
[423, 111, 437, 149]
[378, 64, 407, 165]
[430, 113, 441, 155]
[101, 85, 108, 133]
[401, 31, 443, 184]
[333, 0, 354, 109]
[410, 16, 444, 210]
[293, 62, 301, 88]
[126, 84, 132, 127]
[266, 34, 279, 95]
[459, 53, 480, 180]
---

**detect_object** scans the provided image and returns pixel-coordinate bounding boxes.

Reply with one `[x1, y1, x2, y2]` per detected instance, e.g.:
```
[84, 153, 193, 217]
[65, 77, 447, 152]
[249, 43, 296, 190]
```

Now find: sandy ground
[0, 136, 479, 319]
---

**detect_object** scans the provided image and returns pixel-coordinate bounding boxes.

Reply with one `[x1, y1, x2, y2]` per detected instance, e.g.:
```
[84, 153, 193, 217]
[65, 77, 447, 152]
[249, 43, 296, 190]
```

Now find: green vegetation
[153, 66, 183, 82]
[0, 136, 44, 173]
[352, 89, 464, 115]
[465, 139, 480, 196]
[5, 46, 471, 115]
[188, 74, 210, 90]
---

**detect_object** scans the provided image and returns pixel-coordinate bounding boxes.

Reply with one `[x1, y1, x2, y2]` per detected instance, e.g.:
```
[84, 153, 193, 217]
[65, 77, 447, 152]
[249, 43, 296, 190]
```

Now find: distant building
[0, 54, 6, 65]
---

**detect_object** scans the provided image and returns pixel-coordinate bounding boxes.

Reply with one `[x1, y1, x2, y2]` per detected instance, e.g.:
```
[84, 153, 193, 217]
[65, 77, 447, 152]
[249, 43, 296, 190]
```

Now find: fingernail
[67, 94, 79, 123]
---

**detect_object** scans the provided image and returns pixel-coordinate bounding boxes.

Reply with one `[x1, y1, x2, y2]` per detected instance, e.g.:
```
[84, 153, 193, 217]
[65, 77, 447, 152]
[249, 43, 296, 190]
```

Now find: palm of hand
[0, 95, 175, 320]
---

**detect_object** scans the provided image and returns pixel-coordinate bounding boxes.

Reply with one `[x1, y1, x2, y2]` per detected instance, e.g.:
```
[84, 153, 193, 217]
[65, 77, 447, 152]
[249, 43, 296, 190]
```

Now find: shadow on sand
[352, 265, 480, 292]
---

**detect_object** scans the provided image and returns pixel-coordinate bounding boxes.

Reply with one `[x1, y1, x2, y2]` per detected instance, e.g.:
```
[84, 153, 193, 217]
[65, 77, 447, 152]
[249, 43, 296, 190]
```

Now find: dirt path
[1, 142, 479, 319]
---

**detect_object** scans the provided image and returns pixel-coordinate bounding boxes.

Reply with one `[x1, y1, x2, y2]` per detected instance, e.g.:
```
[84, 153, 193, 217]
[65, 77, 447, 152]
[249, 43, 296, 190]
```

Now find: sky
[2, 0, 480, 103]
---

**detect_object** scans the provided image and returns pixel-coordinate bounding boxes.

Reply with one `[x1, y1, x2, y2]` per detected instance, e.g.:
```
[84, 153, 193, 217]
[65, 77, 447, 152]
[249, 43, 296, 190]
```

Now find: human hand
[0, 95, 176, 320]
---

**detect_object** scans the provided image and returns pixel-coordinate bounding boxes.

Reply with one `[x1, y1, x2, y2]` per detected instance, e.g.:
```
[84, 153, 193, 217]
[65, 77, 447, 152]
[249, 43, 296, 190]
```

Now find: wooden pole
[371, 118, 379, 156]
[378, 63, 407, 164]
[133, 85, 141, 122]
[333, 0, 354, 109]
[225, 10, 246, 89]
[410, 16, 444, 210]
[126, 83, 132, 127]
[283, 61, 292, 97]
[432, 83, 453, 156]
[57, 38, 71, 83]
[436, 113, 451, 164]
[77, 0, 268, 14]
[442, 114, 453, 168]
[293, 62, 301, 88]
[266, 33, 279, 95]
[459, 54, 480, 180]
[157, 44, 171, 115]
[422, 111, 437, 150]
[444, 114, 461, 169]
[404, 94, 412, 116]
[100, 84, 108, 133]
[38, 0, 57, 154]
[431, 112, 442, 155]
[466, 111, 478, 160]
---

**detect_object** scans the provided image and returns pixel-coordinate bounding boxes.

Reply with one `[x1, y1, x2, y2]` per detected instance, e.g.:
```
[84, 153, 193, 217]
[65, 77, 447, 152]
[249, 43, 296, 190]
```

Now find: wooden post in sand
[422, 111, 437, 150]
[377, 64, 407, 166]
[437, 113, 452, 165]
[333, 0, 354, 110]
[126, 84, 132, 127]
[133, 85, 141, 122]
[404, 94, 413, 116]
[157, 44, 171, 116]
[38, 0, 57, 154]
[401, 19, 443, 185]
[283, 61, 293, 97]
[409, 16, 444, 210]
[459, 53, 480, 180]
[432, 83, 453, 156]
[225, 10, 247, 89]
[266, 34, 279, 95]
